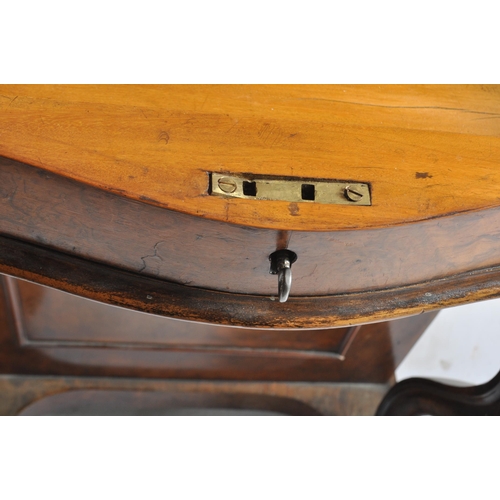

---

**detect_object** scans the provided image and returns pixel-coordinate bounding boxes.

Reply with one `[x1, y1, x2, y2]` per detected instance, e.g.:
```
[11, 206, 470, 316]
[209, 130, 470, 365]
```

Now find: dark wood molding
[0, 233, 498, 328]
[0, 375, 389, 416]
[376, 371, 500, 416]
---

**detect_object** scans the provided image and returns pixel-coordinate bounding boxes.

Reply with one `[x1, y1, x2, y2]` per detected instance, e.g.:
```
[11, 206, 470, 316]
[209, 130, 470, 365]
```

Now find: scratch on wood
[200, 93, 209, 111]
[158, 131, 170, 145]
[307, 264, 318, 278]
[139, 241, 168, 275]
[226, 120, 239, 133]
[258, 123, 285, 147]
[0, 95, 18, 106]
[295, 97, 500, 117]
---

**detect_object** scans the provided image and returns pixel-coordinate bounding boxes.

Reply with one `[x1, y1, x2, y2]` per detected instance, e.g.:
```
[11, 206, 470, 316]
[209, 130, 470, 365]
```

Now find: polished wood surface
[1, 85, 500, 231]
[0, 275, 435, 382]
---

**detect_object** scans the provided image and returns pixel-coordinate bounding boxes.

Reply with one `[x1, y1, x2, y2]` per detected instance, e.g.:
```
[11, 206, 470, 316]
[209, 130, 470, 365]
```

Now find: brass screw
[344, 185, 364, 202]
[218, 177, 237, 193]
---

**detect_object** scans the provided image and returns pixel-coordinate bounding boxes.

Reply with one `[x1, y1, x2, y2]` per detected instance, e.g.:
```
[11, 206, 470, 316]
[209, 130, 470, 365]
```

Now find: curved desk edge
[1, 234, 500, 328]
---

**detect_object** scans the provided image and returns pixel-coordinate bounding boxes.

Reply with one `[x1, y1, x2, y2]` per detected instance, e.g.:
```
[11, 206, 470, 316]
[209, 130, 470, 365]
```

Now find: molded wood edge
[1, 234, 499, 328]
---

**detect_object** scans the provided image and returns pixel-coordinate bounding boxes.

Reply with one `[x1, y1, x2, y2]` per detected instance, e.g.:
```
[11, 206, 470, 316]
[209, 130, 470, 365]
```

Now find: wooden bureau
[1, 85, 499, 415]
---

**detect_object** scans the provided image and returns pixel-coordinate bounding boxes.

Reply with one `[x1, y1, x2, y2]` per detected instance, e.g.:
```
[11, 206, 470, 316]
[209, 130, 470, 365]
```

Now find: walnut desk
[0, 85, 499, 415]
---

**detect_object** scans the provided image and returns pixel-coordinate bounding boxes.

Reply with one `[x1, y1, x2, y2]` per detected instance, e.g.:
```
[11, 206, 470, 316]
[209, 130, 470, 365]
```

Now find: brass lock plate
[210, 173, 371, 206]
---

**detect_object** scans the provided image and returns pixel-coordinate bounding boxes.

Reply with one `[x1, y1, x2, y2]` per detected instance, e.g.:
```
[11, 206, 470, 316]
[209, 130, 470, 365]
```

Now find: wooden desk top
[1, 85, 500, 327]
[1, 84, 500, 231]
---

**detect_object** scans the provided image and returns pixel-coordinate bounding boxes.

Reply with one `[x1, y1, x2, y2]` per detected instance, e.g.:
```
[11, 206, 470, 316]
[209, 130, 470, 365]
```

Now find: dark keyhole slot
[301, 184, 315, 201]
[243, 181, 257, 196]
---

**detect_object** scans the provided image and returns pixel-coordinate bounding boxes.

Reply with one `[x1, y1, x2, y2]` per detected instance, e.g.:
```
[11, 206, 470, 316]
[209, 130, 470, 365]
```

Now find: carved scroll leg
[376, 370, 500, 416]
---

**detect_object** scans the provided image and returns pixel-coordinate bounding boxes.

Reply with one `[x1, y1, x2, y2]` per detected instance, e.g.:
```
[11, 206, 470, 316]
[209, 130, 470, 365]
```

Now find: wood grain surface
[1, 85, 500, 231]
[2, 86, 500, 326]
[2, 156, 500, 301]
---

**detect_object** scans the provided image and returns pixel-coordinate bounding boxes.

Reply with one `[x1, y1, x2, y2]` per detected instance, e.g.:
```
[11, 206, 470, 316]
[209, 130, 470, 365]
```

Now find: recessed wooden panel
[0, 375, 390, 416]
[18, 390, 314, 416]
[11, 278, 353, 358]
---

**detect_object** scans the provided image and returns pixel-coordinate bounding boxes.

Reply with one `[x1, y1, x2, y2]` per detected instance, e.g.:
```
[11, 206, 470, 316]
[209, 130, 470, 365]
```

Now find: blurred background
[396, 297, 500, 385]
